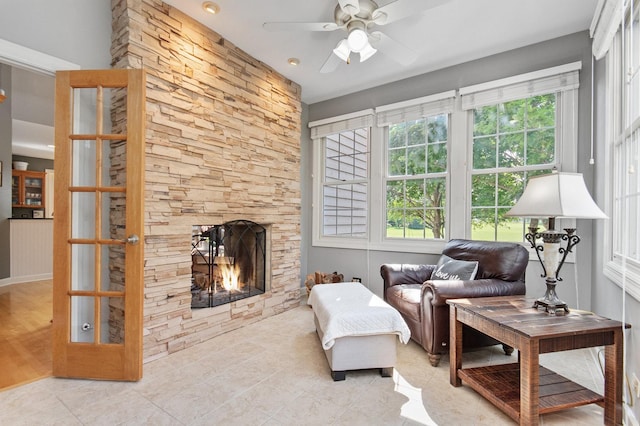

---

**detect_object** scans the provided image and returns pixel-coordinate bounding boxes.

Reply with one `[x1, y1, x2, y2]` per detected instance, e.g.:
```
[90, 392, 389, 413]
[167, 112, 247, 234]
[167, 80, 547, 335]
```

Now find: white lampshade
[347, 27, 369, 52]
[506, 172, 607, 219]
[333, 39, 351, 62]
[359, 43, 377, 62]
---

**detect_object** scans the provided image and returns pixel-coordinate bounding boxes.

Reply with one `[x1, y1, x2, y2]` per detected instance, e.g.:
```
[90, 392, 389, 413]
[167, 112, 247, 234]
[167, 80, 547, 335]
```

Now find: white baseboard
[0, 273, 53, 287]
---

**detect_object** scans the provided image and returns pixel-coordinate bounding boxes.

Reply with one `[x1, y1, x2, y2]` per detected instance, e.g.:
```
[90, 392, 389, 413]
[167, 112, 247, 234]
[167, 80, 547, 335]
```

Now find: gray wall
[300, 103, 310, 286]
[0, 0, 112, 70]
[304, 31, 596, 305]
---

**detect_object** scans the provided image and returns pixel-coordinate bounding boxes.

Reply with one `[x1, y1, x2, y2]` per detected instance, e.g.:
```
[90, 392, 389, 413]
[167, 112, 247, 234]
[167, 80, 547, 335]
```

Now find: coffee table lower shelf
[458, 363, 604, 422]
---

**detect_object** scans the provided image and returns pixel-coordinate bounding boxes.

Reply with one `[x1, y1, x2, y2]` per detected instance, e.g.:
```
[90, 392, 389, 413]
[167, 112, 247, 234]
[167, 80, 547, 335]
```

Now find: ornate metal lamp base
[533, 280, 569, 314]
[524, 222, 580, 315]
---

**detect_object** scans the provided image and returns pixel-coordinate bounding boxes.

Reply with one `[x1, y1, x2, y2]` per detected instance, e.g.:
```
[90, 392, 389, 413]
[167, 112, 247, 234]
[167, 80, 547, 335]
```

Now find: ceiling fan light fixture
[359, 43, 377, 62]
[202, 1, 220, 15]
[333, 39, 351, 62]
[347, 27, 368, 52]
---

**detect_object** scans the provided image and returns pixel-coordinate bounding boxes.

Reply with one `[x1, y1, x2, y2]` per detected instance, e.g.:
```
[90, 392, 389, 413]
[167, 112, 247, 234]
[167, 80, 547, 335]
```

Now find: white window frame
[309, 64, 581, 254]
[460, 63, 581, 241]
[377, 91, 456, 254]
[601, 1, 640, 300]
[310, 110, 375, 250]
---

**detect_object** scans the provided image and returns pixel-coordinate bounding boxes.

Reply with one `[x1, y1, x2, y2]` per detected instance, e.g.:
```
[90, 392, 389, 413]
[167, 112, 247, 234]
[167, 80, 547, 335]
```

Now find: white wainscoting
[9, 219, 53, 282]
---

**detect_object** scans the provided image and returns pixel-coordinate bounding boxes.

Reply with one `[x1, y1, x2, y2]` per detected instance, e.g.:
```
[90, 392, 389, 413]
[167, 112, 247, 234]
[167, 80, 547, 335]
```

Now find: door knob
[125, 234, 139, 245]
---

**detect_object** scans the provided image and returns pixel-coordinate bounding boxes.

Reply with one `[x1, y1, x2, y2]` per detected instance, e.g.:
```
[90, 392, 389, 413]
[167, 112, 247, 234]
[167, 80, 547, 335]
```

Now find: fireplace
[191, 220, 267, 308]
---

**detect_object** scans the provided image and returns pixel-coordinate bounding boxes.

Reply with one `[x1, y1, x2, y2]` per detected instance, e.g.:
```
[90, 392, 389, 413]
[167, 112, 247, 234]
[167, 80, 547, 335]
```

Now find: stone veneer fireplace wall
[111, 0, 303, 362]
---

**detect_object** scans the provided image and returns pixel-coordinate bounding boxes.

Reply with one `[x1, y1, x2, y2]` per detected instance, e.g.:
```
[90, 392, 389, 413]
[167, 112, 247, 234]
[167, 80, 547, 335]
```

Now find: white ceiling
[163, 0, 600, 104]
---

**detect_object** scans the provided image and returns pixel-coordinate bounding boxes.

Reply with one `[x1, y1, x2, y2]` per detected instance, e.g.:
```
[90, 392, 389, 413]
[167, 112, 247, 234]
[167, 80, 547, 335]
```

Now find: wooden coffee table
[448, 296, 628, 425]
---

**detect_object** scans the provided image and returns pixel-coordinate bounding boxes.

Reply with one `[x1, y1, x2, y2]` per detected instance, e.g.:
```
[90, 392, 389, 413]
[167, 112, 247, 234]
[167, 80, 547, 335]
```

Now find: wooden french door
[52, 69, 145, 381]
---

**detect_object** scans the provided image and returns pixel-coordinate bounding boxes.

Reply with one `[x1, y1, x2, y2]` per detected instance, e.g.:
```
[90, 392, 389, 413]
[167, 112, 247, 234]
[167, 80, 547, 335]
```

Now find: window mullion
[449, 96, 468, 239]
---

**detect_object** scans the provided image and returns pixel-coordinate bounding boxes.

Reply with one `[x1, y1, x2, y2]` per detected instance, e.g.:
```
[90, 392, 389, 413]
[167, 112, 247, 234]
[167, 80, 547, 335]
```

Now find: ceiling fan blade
[338, 0, 360, 16]
[263, 22, 339, 32]
[372, 0, 450, 25]
[369, 31, 418, 66]
[320, 51, 343, 74]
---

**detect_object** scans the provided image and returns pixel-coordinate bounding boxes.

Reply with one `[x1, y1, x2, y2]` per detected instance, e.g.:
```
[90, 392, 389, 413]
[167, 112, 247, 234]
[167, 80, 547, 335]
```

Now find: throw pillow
[430, 254, 479, 281]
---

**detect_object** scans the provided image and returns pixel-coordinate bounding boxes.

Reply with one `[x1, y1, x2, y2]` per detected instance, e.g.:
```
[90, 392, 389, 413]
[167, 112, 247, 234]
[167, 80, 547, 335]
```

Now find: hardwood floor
[0, 280, 52, 391]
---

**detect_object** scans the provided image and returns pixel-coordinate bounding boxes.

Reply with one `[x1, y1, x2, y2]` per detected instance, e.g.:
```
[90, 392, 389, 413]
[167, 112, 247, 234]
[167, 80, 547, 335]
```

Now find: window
[309, 110, 374, 248]
[386, 115, 448, 240]
[322, 128, 369, 237]
[600, 1, 640, 298]
[461, 63, 580, 243]
[470, 95, 557, 241]
[309, 64, 580, 253]
[378, 91, 456, 245]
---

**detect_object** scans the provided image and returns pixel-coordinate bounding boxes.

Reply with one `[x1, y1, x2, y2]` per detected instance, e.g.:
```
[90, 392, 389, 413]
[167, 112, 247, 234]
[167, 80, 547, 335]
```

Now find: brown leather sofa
[380, 239, 529, 367]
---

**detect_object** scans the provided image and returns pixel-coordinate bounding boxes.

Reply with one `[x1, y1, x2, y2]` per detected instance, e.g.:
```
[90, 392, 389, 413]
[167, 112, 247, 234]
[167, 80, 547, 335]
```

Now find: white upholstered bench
[307, 282, 410, 381]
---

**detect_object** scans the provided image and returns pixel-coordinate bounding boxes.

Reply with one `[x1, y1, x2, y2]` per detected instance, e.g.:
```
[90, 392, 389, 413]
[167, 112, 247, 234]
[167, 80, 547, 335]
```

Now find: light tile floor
[0, 303, 606, 425]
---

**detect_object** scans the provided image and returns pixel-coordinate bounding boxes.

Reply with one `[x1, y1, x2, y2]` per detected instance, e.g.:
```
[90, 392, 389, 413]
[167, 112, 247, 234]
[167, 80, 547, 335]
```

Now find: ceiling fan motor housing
[334, 0, 379, 28]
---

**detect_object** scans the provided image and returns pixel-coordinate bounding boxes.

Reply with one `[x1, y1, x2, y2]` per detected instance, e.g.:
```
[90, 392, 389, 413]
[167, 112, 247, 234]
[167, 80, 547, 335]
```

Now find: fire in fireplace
[191, 220, 267, 308]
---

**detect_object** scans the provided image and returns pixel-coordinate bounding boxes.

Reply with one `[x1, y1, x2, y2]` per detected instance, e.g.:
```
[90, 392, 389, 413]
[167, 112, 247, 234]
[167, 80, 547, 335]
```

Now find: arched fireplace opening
[191, 220, 267, 308]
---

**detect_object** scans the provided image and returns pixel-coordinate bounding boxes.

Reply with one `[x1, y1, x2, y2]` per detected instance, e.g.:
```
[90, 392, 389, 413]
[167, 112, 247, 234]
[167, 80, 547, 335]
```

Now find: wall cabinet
[11, 170, 46, 208]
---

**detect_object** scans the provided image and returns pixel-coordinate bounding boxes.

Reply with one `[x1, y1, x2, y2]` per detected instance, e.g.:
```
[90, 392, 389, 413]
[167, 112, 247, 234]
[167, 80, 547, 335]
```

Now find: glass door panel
[70, 296, 95, 343]
[73, 88, 97, 134]
[72, 140, 97, 186]
[71, 192, 96, 239]
[71, 244, 95, 291]
[100, 296, 124, 344]
[103, 139, 127, 186]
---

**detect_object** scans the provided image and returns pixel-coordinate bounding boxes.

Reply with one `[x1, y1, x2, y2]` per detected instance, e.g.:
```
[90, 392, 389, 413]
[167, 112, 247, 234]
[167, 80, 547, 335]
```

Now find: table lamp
[505, 172, 607, 313]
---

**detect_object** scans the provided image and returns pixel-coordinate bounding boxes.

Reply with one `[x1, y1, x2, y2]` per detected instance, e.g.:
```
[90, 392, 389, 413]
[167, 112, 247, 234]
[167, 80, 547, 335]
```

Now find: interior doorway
[0, 66, 55, 390]
[0, 40, 79, 389]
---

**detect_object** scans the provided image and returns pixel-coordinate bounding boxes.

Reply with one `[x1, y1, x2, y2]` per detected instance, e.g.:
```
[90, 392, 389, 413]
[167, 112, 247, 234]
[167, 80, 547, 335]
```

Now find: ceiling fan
[263, 0, 447, 73]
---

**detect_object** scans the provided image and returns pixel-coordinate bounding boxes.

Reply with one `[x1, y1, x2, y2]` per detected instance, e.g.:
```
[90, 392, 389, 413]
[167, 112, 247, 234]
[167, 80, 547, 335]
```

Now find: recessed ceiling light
[202, 1, 220, 14]
[288, 58, 300, 66]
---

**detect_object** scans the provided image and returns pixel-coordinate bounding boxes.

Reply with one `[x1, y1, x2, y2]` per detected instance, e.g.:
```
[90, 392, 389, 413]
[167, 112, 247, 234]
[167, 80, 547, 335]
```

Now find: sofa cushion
[385, 284, 421, 322]
[442, 239, 529, 281]
[430, 254, 479, 281]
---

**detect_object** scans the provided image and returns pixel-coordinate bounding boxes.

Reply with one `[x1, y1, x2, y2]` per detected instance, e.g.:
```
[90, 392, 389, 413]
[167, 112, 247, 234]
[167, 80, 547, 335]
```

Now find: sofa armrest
[380, 264, 435, 289]
[422, 278, 526, 306]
